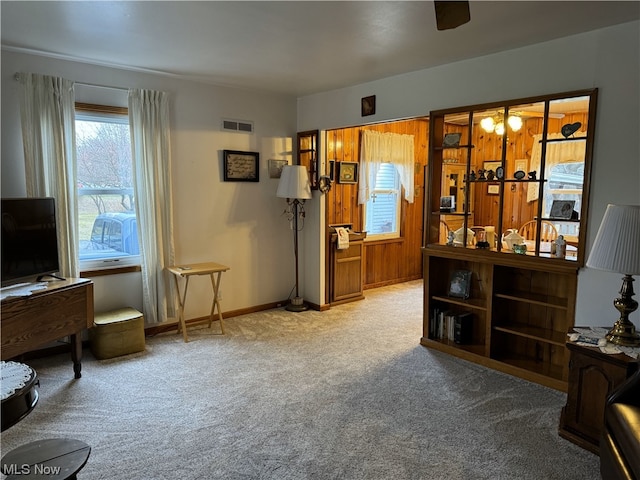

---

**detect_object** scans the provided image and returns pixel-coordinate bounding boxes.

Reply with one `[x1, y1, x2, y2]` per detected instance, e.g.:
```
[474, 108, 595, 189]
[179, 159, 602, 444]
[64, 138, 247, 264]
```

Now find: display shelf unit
[422, 89, 597, 391]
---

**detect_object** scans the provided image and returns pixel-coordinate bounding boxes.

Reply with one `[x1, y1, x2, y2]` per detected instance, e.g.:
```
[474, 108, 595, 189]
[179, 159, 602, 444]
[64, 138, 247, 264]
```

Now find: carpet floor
[0, 280, 599, 479]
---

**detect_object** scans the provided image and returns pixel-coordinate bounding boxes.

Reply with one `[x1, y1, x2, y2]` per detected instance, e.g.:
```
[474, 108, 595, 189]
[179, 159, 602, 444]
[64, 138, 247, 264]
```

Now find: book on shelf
[430, 307, 473, 343]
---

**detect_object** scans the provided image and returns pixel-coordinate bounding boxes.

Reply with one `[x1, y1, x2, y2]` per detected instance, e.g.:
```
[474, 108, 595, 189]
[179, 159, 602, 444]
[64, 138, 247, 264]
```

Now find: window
[76, 104, 139, 268]
[363, 163, 401, 240]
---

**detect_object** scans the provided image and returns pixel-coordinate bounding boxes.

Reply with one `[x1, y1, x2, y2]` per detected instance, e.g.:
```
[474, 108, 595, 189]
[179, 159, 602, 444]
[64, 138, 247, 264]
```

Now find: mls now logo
[2, 463, 62, 475]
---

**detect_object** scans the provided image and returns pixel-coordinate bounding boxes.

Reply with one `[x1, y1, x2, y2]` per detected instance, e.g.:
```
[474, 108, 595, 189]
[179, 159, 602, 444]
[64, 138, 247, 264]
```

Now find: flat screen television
[1, 197, 61, 287]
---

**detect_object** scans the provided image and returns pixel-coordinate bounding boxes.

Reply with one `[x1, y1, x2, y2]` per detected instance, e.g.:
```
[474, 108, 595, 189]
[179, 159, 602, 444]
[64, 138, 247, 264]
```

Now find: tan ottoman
[90, 308, 145, 360]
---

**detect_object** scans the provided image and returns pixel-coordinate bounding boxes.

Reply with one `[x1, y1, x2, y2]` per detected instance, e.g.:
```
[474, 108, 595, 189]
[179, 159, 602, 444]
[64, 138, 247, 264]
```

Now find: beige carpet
[0, 280, 599, 479]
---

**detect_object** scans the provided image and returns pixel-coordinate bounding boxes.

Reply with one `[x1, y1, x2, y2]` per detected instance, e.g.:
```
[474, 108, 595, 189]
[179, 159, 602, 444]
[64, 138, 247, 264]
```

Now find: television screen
[1, 197, 60, 286]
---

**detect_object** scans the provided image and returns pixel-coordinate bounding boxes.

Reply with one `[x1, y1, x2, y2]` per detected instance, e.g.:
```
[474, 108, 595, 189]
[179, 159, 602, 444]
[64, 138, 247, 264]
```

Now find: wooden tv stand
[1, 278, 94, 378]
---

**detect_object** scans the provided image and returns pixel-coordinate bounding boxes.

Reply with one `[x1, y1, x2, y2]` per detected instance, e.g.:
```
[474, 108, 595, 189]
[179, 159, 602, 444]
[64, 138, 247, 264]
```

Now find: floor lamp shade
[277, 165, 311, 312]
[586, 204, 640, 346]
[277, 165, 312, 200]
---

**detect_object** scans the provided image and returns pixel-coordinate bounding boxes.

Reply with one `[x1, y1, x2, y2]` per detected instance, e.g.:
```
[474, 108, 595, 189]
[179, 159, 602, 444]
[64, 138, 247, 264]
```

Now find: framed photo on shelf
[443, 133, 461, 147]
[439, 195, 455, 212]
[449, 270, 472, 299]
[223, 150, 259, 182]
[338, 162, 358, 184]
[549, 200, 576, 219]
[268, 159, 288, 179]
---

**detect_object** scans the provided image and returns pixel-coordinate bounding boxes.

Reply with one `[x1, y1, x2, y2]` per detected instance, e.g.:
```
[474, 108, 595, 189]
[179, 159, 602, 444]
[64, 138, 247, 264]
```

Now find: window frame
[75, 103, 141, 272]
[363, 163, 403, 241]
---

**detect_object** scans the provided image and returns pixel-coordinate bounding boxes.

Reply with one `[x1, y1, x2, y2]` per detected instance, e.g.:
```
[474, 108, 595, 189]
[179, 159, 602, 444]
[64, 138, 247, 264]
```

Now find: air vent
[222, 118, 254, 134]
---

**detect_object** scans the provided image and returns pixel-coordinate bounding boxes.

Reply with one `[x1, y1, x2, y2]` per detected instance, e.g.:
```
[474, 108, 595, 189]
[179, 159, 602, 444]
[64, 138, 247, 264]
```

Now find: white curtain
[128, 89, 176, 324]
[358, 130, 415, 204]
[527, 133, 586, 202]
[19, 73, 79, 278]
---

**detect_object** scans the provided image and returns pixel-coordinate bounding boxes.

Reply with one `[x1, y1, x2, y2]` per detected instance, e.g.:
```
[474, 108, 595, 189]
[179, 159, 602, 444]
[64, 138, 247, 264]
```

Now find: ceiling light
[480, 113, 522, 135]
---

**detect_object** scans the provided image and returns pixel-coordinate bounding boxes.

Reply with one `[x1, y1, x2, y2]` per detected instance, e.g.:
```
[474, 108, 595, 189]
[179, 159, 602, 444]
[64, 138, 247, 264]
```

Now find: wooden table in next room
[167, 262, 230, 342]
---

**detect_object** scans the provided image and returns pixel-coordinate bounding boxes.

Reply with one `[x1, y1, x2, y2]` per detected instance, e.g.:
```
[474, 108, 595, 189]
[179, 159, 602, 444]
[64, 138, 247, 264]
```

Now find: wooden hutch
[422, 89, 598, 391]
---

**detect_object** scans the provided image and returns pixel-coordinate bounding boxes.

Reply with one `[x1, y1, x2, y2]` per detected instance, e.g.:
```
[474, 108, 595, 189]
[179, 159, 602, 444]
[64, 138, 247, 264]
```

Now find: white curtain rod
[14, 73, 129, 92]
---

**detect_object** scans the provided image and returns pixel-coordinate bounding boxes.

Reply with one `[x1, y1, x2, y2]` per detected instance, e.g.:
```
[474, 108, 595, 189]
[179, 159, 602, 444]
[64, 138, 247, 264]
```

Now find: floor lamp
[586, 204, 640, 346]
[277, 165, 312, 312]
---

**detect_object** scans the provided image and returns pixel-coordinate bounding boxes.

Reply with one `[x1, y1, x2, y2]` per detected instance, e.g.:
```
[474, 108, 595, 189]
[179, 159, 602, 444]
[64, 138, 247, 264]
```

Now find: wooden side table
[559, 339, 639, 454]
[166, 262, 230, 342]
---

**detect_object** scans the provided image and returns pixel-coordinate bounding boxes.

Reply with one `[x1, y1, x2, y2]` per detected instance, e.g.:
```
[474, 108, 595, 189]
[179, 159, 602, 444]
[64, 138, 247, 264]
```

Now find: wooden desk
[1, 279, 94, 378]
[559, 339, 639, 454]
[167, 262, 230, 342]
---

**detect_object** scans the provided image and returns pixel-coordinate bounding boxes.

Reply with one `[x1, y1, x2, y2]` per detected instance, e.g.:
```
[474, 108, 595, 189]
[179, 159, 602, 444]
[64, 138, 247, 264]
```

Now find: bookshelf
[421, 90, 597, 391]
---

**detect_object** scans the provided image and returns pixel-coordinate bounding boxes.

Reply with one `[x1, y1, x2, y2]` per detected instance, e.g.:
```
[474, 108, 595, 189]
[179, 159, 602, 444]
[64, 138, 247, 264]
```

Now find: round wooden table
[1, 361, 39, 432]
[1, 438, 91, 479]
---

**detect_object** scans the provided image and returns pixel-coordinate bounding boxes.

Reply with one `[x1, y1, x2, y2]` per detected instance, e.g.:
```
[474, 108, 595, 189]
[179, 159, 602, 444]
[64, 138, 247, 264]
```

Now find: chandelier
[480, 114, 523, 135]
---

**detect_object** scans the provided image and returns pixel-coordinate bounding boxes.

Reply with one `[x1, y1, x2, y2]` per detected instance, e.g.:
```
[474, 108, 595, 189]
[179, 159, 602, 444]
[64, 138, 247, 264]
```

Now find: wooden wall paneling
[326, 118, 429, 294]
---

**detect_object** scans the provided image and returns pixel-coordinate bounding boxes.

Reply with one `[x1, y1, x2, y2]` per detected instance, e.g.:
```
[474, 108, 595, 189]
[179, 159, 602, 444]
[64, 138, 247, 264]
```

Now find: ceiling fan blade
[434, 1, 470, 31]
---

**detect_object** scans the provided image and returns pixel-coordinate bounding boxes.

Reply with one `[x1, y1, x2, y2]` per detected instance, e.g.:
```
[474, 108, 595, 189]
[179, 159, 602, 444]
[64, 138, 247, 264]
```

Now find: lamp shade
[276, 165, 312, 200]
[586, 204, 640, 275]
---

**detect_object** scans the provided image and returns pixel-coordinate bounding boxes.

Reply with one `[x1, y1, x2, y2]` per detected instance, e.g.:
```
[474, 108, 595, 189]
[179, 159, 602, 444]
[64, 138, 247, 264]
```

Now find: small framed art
[338, 162, 358, 184]
[361, 95, 376, 116]
[549, 200, 576, 219]
[223, 150, 259, 182]
[449, 270, 472, 299]
[487, 183, 500, 195]
[268, 159, 288, 179]
[443, 133, 461, 147]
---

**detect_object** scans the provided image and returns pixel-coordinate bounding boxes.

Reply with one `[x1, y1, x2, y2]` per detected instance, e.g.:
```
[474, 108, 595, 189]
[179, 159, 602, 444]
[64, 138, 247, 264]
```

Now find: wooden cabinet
[329, 231, 366, 305]
[1, 279, 94, 378]
[422, 90, 598, 390]
[422, 247, 577, 390]
[559, 341, 639, 453]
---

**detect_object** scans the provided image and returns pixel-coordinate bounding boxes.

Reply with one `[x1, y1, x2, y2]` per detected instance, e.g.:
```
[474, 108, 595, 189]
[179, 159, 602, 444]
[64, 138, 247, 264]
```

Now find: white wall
[1, 50, 301, 320]
[297, 21, 640, 329]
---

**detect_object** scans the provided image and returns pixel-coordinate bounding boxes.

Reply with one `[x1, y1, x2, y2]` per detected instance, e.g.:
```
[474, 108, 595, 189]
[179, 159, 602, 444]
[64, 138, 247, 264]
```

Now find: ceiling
[1, 1, 638, 97]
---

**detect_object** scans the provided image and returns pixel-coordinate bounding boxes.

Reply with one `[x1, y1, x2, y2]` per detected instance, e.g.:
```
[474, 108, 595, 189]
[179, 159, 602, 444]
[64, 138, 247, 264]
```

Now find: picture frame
[487, 183, 500, 195]
[439, 195, 455, 213]
[223, 150, 259, 182]
[338, 162, 358, 184]
[484, 161, 502, 173]
[443, 133, 461, 148]
[549, 200, 576, 219]
[268, 159, 288, 179]
[361, 95, 376, 116]
[514, 159, 528, 173]
[297, 130, 319, 190]
[449, 270, 472, 299]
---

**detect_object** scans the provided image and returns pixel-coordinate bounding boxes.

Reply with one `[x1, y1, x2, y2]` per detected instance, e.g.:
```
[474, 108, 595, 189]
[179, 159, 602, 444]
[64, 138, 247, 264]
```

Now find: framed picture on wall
[268, 159, 288, 179]
[223, 150, 259, 182]
[338, 162, 359, 184]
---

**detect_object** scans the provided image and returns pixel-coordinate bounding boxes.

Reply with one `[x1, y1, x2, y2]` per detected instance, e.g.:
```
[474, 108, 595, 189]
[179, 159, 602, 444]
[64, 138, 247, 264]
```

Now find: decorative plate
[495, 166, 504, 179]
[514, 170, 526, 180]
[561, 122, 582, 138]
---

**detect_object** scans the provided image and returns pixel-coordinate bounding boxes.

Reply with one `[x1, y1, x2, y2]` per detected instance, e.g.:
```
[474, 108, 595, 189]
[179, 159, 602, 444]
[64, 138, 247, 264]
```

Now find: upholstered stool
[89, 308, 145, 360]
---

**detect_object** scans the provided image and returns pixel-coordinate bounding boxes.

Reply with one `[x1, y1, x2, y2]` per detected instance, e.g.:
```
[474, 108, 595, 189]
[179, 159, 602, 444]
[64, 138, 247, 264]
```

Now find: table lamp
[277, 165, 312, 312]
[586, 204, 640, 346]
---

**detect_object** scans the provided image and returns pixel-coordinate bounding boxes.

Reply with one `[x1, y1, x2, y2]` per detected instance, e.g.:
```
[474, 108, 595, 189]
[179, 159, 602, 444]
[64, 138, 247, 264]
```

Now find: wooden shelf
[494, 292, 568, 310]
[492, 353, 566, 382]
[431, 295, 487, 312]
[493, 323, 567, 347]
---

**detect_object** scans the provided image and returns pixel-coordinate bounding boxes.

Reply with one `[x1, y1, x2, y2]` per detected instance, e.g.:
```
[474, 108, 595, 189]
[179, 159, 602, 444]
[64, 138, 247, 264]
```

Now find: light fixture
[586, 204, 640, 346]
[480, 113, 522, 135]
[277, 165, 312, 312]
